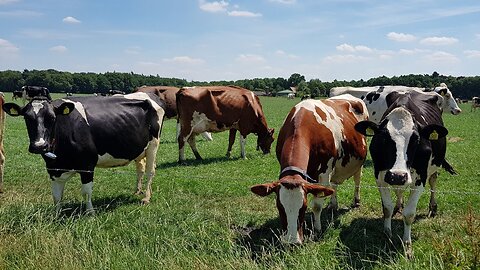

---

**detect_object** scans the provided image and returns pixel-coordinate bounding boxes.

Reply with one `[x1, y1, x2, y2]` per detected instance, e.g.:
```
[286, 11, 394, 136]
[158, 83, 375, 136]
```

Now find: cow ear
[54, 102, 75, 116]
[3, 103, 23, 116]
[251, 182, 279, 197]
[304, 184, 334, 198]
[354, 121, 378, 137]
[420, 124, 448, 140]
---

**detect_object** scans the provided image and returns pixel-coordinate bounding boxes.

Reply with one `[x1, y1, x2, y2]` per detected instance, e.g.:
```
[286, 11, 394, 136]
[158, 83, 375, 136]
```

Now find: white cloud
[387, 32, 416, 42]
[398, 48, 425, 55]
[269, 0, 296, 4]
[0, 38, 19, 53]
[336, 43, 373, 53]
[424, 51, 459, 62]
[464, 50, 480, 58]
[124, 46, 141, 55]
[163, 56, 204, 64]
[0, 0, 19, 4]
[275, 49, 298, 59]
[235, 54, 266, 63]
[50, 45, 67, 53]
[63, 16, 81, 24]
[420, 36, 458, 46]
[199, 0, 228, 13]
[228, 10, 261, 17]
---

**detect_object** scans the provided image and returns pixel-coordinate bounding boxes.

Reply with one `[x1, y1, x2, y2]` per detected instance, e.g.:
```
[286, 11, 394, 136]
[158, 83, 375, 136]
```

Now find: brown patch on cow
[448, 137, 463, 143]
[135, 86, 180, 118]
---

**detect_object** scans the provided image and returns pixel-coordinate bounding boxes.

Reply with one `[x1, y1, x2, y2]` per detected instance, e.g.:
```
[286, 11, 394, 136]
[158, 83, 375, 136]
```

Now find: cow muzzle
[451, 108, 461, 115]
[29, 142, 49, 154]
[384, 170, 408, 185]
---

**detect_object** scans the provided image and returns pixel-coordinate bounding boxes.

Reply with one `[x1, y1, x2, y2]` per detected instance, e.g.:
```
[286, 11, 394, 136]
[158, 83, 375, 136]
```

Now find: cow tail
[442, 159, 458, 175]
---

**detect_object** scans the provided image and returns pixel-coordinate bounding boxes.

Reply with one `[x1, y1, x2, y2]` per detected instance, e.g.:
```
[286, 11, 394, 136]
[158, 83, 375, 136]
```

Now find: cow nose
[29, 143, 48, 154]
[452, 108, 461, 115]
[384, 170, 408, 185]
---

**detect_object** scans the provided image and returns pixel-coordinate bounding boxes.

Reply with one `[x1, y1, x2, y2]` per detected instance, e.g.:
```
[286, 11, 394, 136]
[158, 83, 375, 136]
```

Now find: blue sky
[1, 0, 479, 82]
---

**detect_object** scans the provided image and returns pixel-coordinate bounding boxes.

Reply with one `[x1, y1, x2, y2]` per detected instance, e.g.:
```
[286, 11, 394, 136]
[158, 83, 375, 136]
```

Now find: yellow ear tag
[429, 130, 439, 140]
[366, 127, 375, 136]
[9, 108, 18, 115]
[63, 106, 70, 115]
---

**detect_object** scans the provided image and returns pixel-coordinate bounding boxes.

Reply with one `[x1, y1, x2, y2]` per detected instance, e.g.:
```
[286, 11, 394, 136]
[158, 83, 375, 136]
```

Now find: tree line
[0, 69, 479, 99]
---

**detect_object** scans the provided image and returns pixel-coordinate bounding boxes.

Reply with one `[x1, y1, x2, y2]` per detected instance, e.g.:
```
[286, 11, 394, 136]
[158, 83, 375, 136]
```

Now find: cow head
[251, 177, 334, 244]
[434, 84, 461, 115]
[257, 128, 275, 154]
[3, 99, 75, 154]
[355, 107, 448, 186]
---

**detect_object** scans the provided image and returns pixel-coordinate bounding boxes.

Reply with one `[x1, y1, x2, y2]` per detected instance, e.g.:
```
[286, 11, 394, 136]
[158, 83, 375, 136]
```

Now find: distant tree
[287, 73, 305, 87]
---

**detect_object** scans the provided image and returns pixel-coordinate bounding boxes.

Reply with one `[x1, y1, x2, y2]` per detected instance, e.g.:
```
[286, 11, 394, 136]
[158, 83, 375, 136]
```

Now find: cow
[107, 89, 126, 95]
[135, 85, 213, 141]
[21, 86, 52, 101]
[301, 94, 311, 101]
[12, 90, 23, 101]
[250, 94, 368, 244]
[176, 85, 274, 163]
[2, 92, 165, 213]
[355, 90, 449, 257]
[287, 93, 295, 99]
[471, 97, 480, 112]
[330, 83, 461, 124]
[0, 93, 5, 193]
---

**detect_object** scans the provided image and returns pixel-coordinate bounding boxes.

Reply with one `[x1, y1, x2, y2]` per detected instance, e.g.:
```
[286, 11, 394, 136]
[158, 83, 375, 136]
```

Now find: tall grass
[0, 94, 478, 269]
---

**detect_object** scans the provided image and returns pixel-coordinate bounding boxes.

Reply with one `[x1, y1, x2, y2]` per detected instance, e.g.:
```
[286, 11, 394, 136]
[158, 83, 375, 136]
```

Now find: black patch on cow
[364, 92, 380, 104]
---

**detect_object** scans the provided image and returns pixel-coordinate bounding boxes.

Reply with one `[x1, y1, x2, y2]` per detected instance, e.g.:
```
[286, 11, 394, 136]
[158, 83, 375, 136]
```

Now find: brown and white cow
[176, 86, 274, 163]
[251, 94, 368, 244]
[0, 93, 5, 193]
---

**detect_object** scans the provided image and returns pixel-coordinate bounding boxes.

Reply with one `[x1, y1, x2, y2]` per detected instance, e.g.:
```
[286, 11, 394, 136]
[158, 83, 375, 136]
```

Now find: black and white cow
[355, 90, 448, 256]
[21, 86, 52, 101]
[3, 92, 165, 213]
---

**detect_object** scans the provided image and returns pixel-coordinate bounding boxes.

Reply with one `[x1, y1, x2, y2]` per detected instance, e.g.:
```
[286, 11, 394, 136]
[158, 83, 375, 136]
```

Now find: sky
[1, 0, 479, 82]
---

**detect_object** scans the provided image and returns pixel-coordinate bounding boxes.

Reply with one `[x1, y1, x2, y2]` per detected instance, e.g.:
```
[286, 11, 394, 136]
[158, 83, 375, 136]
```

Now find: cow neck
[280, 166, 317, 183]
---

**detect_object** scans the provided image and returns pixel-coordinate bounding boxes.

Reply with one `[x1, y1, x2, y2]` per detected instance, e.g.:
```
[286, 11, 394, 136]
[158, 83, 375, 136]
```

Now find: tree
[287, 73, 305, 87]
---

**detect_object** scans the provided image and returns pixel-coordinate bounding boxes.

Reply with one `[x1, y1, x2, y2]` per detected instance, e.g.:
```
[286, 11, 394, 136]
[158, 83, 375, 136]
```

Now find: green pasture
[0, 93, 479, 269]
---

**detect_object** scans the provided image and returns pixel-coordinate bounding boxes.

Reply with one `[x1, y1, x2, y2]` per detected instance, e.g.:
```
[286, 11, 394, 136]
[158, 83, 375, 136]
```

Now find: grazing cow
[251, 94, 368, 244]
[471, 97, 480, 112]
[331, 84, 462, 124]
[135, 85, 213, 141]
[287, 93, 295, 99]
[0, 93, 5, 193]
[301, 94, 311, 101]
[2, 92, 165, 213]
[21, 86, 52, 101]
[176, 85, 274, 163]
[355, 90, 448, 256]
[107, 89, 126, 95]
[12, 90, 23, 101]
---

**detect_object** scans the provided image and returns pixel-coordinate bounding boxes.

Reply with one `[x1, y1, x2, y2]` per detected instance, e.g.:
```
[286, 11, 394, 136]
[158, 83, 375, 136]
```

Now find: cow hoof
[427, 205, 437, 218]
[351, 199, 361, 208]
[134, 190, 144, 195]
[225, 153, 231, 158]
[178, 160, 187, 165]
[85, 209, 96, 216]
[404, 243, 414, 260]
[141, 198, 150, 205]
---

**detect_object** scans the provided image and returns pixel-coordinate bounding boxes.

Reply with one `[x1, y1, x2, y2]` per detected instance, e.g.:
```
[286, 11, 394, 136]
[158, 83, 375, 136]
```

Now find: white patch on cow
[294, 99, 344, 151]
[34, 138, 46, 147]
[61, 99, 89, 125]
[279, 186, 304, 244]
[385, 107, 415, 184]
[32, 100, 44, 114]
[97, 153, 131, 168]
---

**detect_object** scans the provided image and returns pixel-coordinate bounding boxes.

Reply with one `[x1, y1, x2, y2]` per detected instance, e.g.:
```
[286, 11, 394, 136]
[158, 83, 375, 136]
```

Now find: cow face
[434, 85, 461, 115]
[355, 107, 448, 186]
[257, 128, 275, 154]
[3, 100, 75, 154]
[251, 178, 333, 244]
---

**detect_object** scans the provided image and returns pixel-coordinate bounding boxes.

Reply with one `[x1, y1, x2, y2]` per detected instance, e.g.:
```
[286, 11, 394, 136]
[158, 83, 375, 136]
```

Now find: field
[0, 93, 479, 269]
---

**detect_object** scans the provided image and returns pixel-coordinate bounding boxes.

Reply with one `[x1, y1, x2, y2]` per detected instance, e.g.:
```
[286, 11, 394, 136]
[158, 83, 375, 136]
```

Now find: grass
[0, 94, 479, 269]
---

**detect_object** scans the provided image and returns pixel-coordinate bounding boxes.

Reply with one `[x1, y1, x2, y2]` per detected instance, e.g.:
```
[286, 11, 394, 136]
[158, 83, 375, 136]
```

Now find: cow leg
[0, 149, 4, 193]
[141, 138, 159, 204]
[51, 171, 76, 215]
[427, 172, 438, 218]
[351, 167, 362, 208]
[402, 184, 425, 258]
[327, 183, 338, 211]
[187, 135, 202, 160]
[134, 157, 146, 195]
[239, 135, 247, 159]
[226, 129, 236, 158]
[201, 131, 213, 141]
[393, 188, 404, 216]
[378, 183, 394, 238]
[80, 171, 95, 214]
[177, 122, 189, 163]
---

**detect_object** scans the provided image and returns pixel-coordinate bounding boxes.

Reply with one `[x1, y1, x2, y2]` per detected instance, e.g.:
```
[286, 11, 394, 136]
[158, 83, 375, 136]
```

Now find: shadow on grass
[337, 217, 407, 269]
[234, 206, 351, 262]
[57, 193, 139, 220]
